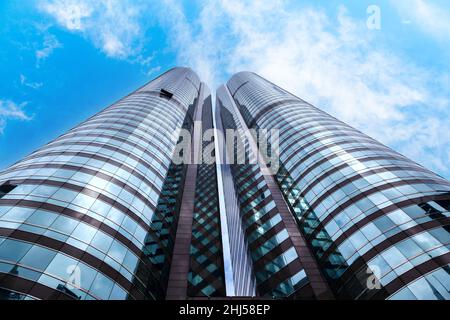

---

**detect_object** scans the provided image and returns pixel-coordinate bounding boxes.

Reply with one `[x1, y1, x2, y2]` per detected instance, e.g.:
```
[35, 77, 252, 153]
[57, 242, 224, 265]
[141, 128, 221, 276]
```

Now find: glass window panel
[408, 277, 445, 300]
[0, 239, 32, 262]
[109, 284, 128, 300]
[27, 210, 58, 228]
[89, 272, 114, 300]
[108, 240, 127, 263]
[51, 216, 78, 234]
[45, 253, 79, 280]
[90, 231, 113, 253]
[20, 245, 57, 271]
[71, 223, 98, 243]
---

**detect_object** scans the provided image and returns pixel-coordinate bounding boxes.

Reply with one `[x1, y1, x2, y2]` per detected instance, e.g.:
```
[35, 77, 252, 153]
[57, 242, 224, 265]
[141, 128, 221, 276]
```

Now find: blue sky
[1, 0, 449, 179]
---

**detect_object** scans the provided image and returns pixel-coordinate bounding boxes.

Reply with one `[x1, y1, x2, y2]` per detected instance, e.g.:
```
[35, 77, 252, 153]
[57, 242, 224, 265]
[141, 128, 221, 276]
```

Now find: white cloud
[20, 74, 43, 90]
[147, 66, 162, 76]
[0, 100, 32, 134]
[40, 0, 152, 61]
[155, 0, 216, 87]
[392, 0, 450, 42]
[36, 33, 62, 65]
[35, 0, 450, 178]
[157, 0, 450, 178]
[42, 1, 93, 30]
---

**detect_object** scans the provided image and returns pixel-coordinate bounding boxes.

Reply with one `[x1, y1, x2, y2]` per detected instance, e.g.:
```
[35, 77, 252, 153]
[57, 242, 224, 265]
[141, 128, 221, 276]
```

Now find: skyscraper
[0, 67, 225, 300]
[0, 68, 449, 300]
[216, 71, 450, 300]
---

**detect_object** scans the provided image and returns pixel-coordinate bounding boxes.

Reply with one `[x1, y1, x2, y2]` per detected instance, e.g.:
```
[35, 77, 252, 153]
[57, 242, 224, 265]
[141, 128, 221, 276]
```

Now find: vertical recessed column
[222, 86, 334, 300]
[166, 84, 205, 300]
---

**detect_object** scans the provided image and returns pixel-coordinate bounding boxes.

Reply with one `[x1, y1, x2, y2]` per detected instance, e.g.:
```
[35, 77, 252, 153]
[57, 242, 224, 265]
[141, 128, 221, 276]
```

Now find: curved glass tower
[0, 67, 214, 300]
[1, 67, 448, 300]
[218, 71, 450, 300]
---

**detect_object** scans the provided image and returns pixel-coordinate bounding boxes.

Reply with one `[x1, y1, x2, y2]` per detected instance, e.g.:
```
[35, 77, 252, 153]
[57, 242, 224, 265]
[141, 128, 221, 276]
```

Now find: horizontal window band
[258, 258, 303, 296]
[6, 150, 163, 198]
[306, 169, 443, 217]
[283, 134, 400, 177]
[0, 201, 171, 297]
[299, 158, 435, 200]
[286, 152, 417, 197]
[291, 164, 433, 210]
[240, 184, 271, 208]
[373, 252, 450, 300]
[78, 114, 178, 139]
[21, 140, 167, 181]
[259, 102, 325, 118]
[244, 209, 280, 241]
[279, 130, 382, 169]
[124, 90, 188, 112]
[329, 207, 450, 260]
[185, 75, 201, 92]
[305, 179, 450, 241]
[230, 81, 250, 97]
[279, 122, 365, 147]
[235, 95, 298, 117]
[1, 177, 152, 230]
[336, 218, 450, 291]
[253, 104, 335, 129]
[244, 207, 279, 235]
[274, 117, 362, 142]
[79, 91, 190, 130]
[248, 222, 288, 253]
[252, 237, 295, 270]
[258, 106, 321, 127]
[107, 98, 185, 116]
[33, 131, 172, 166]
[232, 167, 261, 186]
[60, 122, 177, 150]
[0, 163, 160, 222]
[280, 134, 390, 168]
[66, 123, 174, 151]
[80, 111, 178, 135]
[0, 227, 147, 300]
[246, 99, 301, 127]
[37, 140, 168, 171]
[0, 273, 76, 300]
[0, 199, 144, 257]
[106, 102, 192, 126]
[71, 116, 177, 144]
[240, 197, 275, 222]
[99, 105, 182, 128]
[239, 176, 266, 199]
[277, 121, 358, 141]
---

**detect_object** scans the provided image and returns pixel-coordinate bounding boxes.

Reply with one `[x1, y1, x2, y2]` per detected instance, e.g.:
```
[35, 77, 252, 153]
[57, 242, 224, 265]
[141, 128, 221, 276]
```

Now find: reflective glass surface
[226, 71, 450, 300]
[0, 68, 201, 300]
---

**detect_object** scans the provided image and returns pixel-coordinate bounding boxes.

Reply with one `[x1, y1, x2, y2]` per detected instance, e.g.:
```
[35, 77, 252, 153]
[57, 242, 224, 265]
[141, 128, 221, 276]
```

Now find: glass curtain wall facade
[221, 71, 450, 300]
[187, 91, 226, 297]
[0, 67, 204, 300]
[0, 66, 448, 301]
[216, 85, 333, 299]
[215, 94, 257, 297]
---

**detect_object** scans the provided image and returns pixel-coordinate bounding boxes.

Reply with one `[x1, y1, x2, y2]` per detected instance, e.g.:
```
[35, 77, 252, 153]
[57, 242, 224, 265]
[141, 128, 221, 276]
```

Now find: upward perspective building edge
[0, 68, 449, 300]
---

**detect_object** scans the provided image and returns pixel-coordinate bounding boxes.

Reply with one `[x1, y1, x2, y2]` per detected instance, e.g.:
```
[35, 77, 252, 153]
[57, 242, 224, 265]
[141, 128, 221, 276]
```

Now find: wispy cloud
[156, 0, 218, 87]
[35, 32, 62, 66]
[157, 0, 450, 178]
[33, 0, 450, 178]
[0, 100, 33, 134]
[20, 74, 43, 90]
[392, 0, 450, 42]
[40, 0, 153, 62]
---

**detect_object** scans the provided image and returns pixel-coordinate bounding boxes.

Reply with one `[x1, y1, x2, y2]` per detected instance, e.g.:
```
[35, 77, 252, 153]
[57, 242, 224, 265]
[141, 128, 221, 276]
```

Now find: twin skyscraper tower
[0, 68, 449, 300]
